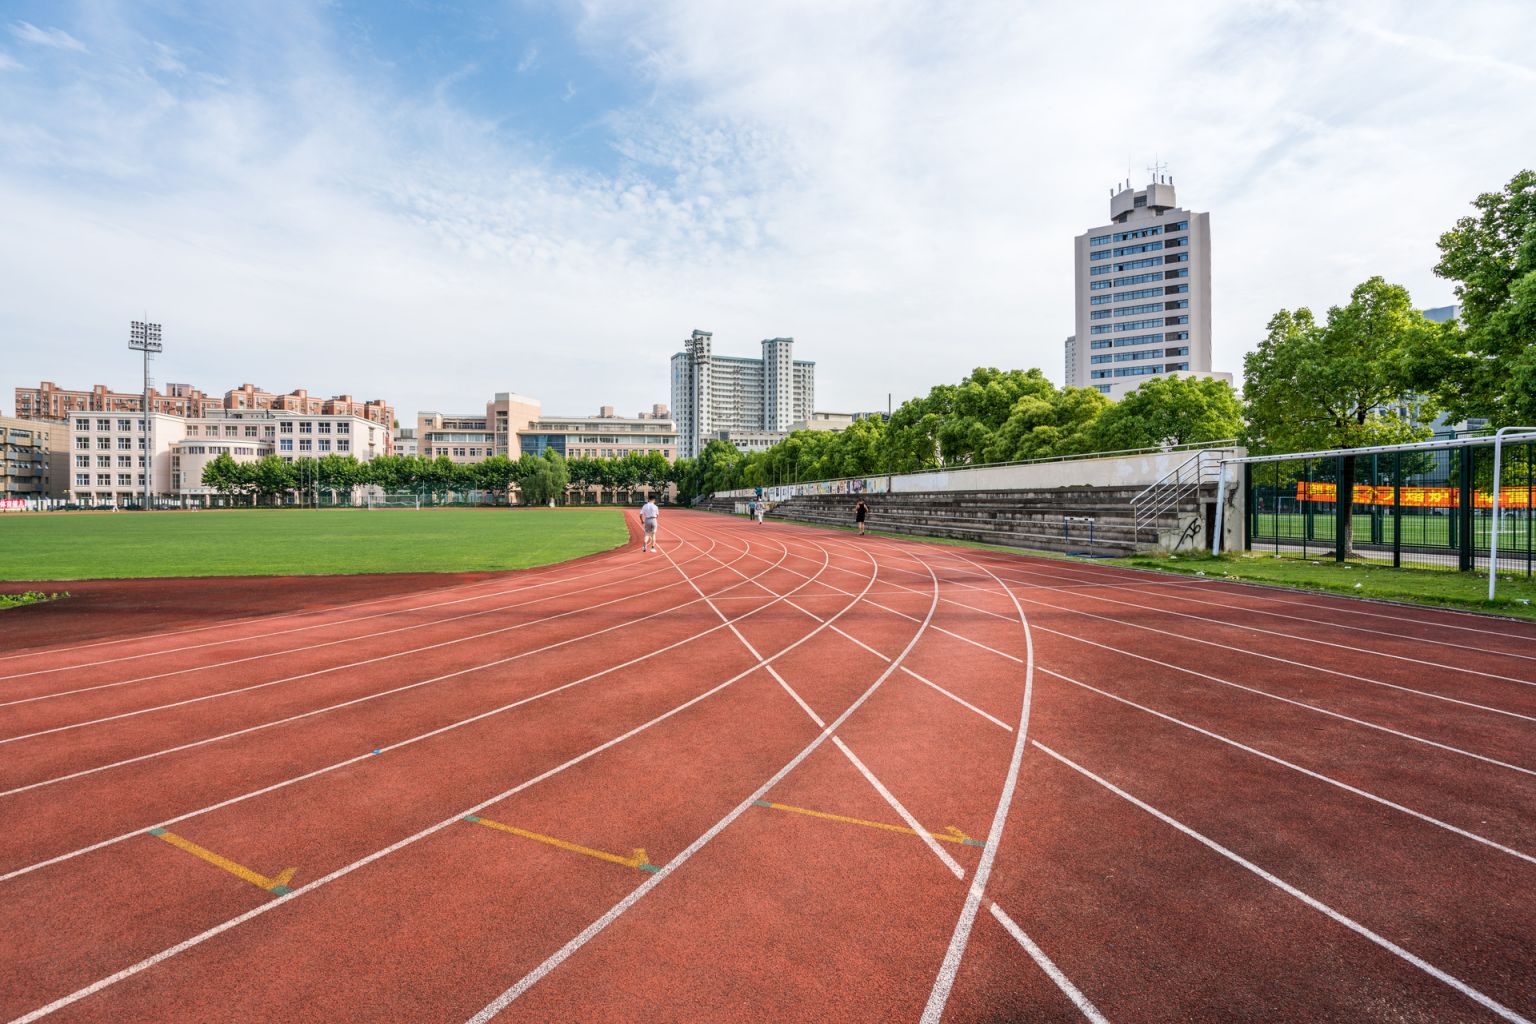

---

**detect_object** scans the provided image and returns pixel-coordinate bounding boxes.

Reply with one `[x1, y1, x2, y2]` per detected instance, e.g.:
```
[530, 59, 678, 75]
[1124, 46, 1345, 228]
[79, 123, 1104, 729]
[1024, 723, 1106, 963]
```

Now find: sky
[2, 0, 1534, 424]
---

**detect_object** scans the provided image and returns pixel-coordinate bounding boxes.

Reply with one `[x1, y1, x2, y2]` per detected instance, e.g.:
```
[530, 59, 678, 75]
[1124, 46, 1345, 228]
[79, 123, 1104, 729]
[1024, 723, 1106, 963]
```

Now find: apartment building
[1070, 177, 1230, 399]
[17, 381, 394, 432]
[0, 416, 68, 499]
[67, 409, 387, 504]
[670, 330, 816, 458]
[517, 411, 678, 460]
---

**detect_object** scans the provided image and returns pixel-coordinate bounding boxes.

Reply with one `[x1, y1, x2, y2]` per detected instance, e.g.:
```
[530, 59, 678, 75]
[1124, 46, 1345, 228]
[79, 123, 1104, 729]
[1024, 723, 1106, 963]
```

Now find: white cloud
[1, 0, 1534, 424]
[9, 21, 87, 52]
[0, 51, 21, 70]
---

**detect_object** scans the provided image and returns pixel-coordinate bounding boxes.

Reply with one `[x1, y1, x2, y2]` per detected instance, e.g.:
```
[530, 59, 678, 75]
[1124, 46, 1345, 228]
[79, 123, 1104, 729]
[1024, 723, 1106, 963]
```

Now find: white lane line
[0, 542, 648, 679]
[459, 537, 936, 1023]
[1040, 626, 1536, 778]
[0, 544, 746, 747]
[831, 735, 965, 879]
[0, 532, 798, 881]
[901, 667, 1013, 732]
[920, 547, 1036, 1024]
[1040, 667, 1536, 865]
[989, 903, 1111, 1024]
[674, 534, 972, 879]
[1034, 741, 1533, 1024]
[0, 542, 754, 799]
[0, 549, 704, 709]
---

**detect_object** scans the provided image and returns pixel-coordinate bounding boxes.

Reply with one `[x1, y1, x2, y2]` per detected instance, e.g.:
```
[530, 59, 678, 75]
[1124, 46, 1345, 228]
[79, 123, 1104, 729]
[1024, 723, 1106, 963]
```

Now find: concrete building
[67, 409, 387, 504]
[416, 393, 543, 463]
[517, 411, 678, 460]
[670, 330, 815, 458]
[1063, 335, 1078, 387]
[17, 381, 394, 434]
[1071, 177, 1229, 400]
[392, 427, 418, 457]
[1, 416, 68, 499]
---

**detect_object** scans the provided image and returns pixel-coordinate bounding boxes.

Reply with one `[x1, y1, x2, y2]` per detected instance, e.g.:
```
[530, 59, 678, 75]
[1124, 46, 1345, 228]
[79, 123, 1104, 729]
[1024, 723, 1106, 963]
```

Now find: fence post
[1392, 451, 1402, 569]
[1335, 455, 1347, 563]
[1458, 446, 1473, 572]
[1243, 463, 1253, 552]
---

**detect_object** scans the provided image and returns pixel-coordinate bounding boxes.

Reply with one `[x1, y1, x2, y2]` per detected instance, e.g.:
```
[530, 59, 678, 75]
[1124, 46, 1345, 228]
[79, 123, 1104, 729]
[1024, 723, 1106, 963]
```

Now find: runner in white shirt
[640, 497, 660, 553]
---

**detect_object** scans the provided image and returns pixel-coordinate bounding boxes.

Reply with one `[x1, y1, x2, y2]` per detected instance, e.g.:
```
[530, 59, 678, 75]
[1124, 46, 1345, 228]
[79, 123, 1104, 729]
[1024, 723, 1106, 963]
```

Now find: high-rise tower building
[1070, 176, 1227, 399]
[670, 330, 815, 458]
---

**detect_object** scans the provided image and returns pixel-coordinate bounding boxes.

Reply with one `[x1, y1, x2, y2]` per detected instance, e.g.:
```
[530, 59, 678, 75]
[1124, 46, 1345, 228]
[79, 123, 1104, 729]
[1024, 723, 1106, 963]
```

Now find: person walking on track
[640, 496, 660, 553]
[854, 497, 869, 536]
[754, 499, 765, 524]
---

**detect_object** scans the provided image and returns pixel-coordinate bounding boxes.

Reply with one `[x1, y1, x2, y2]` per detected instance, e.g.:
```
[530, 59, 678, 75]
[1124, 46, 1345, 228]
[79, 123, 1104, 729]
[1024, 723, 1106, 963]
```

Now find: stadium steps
[694, 486, 1215, 557]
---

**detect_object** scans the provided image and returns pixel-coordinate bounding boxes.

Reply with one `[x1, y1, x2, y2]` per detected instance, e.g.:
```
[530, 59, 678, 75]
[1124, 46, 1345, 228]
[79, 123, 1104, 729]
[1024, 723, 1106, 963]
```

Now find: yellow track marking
[148, 829, 298, 893]
[466, 816, 658, 872]
[753, 800, 983, 846]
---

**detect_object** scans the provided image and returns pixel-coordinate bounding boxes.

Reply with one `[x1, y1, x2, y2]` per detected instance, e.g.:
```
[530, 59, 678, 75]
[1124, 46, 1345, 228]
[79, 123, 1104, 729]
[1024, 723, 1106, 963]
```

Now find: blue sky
[2, 0, 1534, 422]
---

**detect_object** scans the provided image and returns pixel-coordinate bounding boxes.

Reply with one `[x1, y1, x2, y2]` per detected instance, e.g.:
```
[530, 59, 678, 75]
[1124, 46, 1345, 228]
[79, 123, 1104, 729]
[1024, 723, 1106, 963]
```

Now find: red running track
[0, 510, 1532, 1023]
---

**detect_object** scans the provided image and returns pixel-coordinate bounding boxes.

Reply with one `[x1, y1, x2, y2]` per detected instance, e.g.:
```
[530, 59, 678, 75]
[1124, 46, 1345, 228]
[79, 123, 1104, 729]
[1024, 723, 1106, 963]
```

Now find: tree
[1243, 277, 1437, 554]
[1432, 169, 1536, 425]
[249, 455, 296, 505]
[1086, 375, 1242, 452]
[201, 452, 244, 499]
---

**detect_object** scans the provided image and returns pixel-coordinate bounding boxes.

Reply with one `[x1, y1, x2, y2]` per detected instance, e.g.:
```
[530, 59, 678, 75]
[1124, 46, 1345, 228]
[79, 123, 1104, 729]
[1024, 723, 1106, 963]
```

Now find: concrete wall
[891, 447, 1243, 493]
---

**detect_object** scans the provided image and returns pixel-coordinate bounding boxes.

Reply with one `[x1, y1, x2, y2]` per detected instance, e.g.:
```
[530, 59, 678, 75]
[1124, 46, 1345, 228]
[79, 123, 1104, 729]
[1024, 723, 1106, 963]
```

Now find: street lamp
[129, 321, 163, 510]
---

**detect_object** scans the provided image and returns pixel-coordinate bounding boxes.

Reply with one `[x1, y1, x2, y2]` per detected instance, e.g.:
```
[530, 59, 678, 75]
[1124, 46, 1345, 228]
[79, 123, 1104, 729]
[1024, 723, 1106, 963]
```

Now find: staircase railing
[1130, 449, 1224, 542]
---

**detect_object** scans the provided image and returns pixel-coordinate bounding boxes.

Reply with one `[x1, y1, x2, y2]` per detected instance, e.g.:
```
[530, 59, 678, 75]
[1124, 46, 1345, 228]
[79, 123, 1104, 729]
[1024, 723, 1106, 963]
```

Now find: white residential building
[1071, 177, 1230, 400]
[67, 409, 387, 504]
[670, 330, 816, 458]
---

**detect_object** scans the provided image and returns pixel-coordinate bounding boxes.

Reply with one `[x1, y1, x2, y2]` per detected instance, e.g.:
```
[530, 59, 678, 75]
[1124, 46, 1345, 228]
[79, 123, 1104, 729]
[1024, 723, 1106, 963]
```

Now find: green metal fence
[1244, 438, 1535, 575]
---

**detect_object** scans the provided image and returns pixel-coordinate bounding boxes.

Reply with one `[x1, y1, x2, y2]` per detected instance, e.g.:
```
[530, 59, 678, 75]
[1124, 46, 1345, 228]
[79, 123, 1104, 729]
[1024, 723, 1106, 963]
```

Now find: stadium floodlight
[129, 321, 163, 510]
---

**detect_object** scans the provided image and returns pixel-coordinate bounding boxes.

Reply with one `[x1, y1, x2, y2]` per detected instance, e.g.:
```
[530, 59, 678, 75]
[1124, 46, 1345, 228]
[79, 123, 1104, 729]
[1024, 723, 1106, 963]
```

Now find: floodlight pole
[1488, 426, 1536, 602]
[129, 321, 163, 511]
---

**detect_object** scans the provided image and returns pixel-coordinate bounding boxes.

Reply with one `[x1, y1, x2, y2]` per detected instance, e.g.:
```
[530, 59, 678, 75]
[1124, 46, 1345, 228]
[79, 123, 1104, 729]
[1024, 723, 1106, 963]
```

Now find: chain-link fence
[1244, 438, 1535, 575]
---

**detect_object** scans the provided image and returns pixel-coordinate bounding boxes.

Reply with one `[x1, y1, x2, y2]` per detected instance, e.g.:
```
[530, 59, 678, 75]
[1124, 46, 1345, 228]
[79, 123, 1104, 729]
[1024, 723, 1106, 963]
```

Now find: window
[1114, 318, 1166, 332]
[1089, 339, 1112, 350]
[1090, 295, 1112, 306]
[75, 437, 91, 450]
[1167, 362, 1190, 371]
[97, 455, 111, 467]
[97, 473, 111, 485]
[1113, 303, 1165, 317]
[1165, 284, 1189, 294]
[1089, 280, 1112, 291]
[1089, 265, 1113, 277]
[280, 421, 294, 433]
[1090, 326, 1112, 335]
[118, 474, 132, 486]
[244, 426, 258, 437]
[299, 422, 313, 434]
[75, 473, 90, 486]
[263, 426, 275, 438]
[1166, 268, 1189, 279]
[317, 439, 331, 452]
[298, 439, 312, 452]
[452, 447, 467, 457]
[1164, 252, 1188, 264]
[1165, 220, 1188, 232]
[1112, 241, 1163, 257]
[1165, 300, 1189, 310]
[75, 418, 90, 431]
[117, 455, 132, 467]
[116, 418, 131, 431]
[1089, 249, 1112, 261]
[337, 439, 350, 452]
[1164, 236, 1186, 248]
[1114, 271, 1163, 287]
[1112, 287, 1162, 302]
[1165, 315, 1189, 325]
[116, 437, 132, 450]
[1095, 385, 1112, 394]
[224, 426, 238, 437]
[1089, 310, 1112, 321]
[1111, 333, 1164, 348]
[96, 419, 110, 431]
[1168, 331, 1190, 341]
[1088, 234, 1110, 245]
[336, 422, 349, 434]
[1165, 347, 1190, 357]
[317, 422, 331, 434]
[280, 439, 293, 452]
[75, 455, 89, 468]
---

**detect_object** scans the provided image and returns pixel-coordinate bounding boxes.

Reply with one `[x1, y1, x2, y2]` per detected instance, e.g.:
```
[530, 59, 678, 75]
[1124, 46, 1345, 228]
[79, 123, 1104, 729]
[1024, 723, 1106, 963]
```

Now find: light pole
[129, 321, 163, 510]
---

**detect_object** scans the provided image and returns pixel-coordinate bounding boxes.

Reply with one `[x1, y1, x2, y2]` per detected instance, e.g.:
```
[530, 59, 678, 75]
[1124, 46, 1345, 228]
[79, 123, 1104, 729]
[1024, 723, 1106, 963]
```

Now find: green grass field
[1250, 510, 1535, 551]
[0, 508, 630, 580]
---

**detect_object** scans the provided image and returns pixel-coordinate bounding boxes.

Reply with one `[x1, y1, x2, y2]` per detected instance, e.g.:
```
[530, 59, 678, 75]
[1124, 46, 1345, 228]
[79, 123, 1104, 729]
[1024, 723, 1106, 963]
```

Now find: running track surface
[1, 510, 1532, 1023]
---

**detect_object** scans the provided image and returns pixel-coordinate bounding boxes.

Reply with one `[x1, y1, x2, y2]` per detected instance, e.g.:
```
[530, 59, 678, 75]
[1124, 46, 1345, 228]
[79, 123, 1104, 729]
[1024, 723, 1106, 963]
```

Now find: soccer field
[0, 508, 629, 580]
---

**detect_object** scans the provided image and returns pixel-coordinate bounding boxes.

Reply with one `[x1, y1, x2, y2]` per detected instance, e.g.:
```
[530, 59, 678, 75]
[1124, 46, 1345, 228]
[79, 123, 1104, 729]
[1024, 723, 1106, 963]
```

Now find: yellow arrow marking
[753, 801, 983, 847]
[465, 816, 658, 872]
[148, 829, 298, 893]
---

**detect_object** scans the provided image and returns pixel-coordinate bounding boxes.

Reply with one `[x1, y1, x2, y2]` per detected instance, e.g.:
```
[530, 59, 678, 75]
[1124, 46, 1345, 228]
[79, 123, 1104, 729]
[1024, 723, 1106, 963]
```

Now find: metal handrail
[1130, 448, 1223, 536]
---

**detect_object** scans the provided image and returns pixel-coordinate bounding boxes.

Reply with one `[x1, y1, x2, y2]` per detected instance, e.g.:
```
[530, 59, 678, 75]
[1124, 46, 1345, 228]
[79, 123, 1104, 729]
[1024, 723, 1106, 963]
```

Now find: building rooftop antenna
[1147, 159, 1168, 185]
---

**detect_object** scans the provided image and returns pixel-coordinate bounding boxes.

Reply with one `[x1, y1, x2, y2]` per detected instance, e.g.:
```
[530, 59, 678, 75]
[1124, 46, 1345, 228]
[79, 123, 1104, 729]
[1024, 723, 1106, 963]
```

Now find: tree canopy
[1431, 168, 1536, 426]
[1086, 374, 1241, 452]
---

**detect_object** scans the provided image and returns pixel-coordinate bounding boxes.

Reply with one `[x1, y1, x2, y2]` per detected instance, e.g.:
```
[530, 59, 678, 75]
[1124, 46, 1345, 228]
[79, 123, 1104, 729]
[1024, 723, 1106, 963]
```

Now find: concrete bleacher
[695, 485, 1215, 557]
